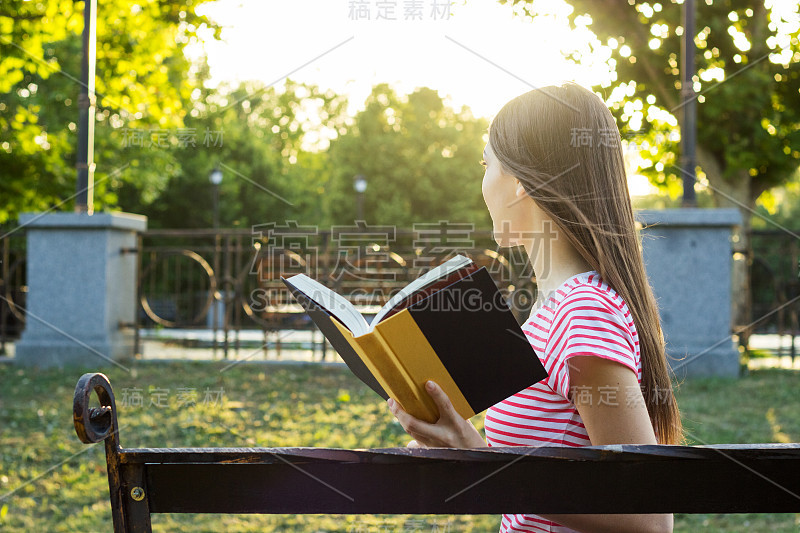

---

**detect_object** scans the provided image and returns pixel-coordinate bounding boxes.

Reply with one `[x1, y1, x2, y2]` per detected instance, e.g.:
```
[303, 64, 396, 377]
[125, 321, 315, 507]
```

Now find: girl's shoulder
[529, 271, 639, 351]
[556, 272, 633, 323]
[538, 272, 642, 397]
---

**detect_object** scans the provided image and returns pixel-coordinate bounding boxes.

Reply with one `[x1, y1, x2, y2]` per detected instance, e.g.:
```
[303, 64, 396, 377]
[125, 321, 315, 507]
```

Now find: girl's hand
[387, 380, 487, 448]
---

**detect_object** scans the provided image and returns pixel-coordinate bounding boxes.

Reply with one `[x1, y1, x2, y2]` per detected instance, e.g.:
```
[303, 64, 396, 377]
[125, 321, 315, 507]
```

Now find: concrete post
[638, 208, 742, 378]
[14, 212, 146, 367]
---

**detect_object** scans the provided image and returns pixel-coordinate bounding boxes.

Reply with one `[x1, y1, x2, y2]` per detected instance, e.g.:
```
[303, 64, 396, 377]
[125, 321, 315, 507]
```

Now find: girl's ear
[515, 179, 527, 198]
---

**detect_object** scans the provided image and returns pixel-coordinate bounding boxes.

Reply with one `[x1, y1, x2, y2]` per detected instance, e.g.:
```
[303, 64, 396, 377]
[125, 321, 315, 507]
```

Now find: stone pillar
[15, 212, 146, 367]
[638, 208, 742, 378]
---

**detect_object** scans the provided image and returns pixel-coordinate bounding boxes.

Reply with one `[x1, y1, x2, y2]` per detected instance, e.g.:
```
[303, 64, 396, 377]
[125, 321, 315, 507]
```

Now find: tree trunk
[696, 147, 753, 352]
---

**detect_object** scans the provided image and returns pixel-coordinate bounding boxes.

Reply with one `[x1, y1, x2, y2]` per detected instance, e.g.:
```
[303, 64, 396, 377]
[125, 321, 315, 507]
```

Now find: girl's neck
[522, 220, 593, 305]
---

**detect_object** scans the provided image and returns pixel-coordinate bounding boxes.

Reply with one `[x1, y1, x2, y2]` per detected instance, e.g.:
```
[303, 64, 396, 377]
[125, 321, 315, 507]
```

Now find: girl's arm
[536, 355, 673, 533]
[388, 358, 673, 533]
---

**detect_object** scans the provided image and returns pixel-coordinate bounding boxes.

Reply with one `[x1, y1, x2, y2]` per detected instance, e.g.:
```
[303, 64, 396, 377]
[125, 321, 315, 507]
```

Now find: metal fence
[750, 230, 800, 356]
[132, 226, 536, 359]
[2, 227, 798, 359]
[0, 229, 26, 357]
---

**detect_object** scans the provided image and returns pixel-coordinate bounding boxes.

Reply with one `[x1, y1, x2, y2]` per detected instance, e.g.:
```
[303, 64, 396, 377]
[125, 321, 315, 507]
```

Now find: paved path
[2, 331, 797, 369]
[135, 330, 799, 369]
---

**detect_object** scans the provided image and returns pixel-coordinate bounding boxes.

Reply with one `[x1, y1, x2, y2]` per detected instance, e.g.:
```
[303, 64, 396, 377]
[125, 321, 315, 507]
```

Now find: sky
[189, 0, 613, 119]
[188, 0, 659, 194]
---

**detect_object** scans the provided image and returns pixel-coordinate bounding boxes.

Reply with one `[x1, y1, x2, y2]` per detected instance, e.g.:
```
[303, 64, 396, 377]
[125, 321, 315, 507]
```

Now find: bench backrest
[74, 372, 800, 532]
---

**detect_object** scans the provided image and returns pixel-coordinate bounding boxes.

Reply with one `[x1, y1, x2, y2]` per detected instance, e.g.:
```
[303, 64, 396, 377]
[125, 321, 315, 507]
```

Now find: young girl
[387, 82, 682, 533]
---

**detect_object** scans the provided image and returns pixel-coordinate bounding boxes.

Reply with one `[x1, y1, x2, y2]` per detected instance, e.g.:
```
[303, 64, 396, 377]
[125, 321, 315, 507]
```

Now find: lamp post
[75, 0, 97, 213]
[209, 167, 223, 229]
[680, 0, 697, 207]
[354, 174, 367, 222]
[208, 165, 224, 357]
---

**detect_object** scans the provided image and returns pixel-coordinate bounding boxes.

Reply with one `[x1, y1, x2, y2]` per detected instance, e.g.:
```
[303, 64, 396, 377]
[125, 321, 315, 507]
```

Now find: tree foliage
[501, 0, 800, 209]
[1, 1, 497, 233]
[326, 84, 492, 228]
[140, 79, 351, 229]
[0, 0, 219, 223]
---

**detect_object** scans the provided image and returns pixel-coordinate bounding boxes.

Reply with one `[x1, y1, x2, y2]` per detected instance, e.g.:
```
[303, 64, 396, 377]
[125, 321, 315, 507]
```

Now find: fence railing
[2, 227, 798, 359]
[0, 229, 26, 357]
[750, 230, 800, 346]
[132, 226, 538, 359]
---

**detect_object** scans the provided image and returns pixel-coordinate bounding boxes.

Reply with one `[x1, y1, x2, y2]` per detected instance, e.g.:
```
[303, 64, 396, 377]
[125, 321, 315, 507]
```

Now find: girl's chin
[491, 230, 519, 249]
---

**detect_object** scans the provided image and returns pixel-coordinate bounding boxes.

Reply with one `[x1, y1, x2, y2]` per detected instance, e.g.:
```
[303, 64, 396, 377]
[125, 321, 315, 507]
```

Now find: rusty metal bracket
[74, 373, 151, 532]
[73, 372, 119, 446]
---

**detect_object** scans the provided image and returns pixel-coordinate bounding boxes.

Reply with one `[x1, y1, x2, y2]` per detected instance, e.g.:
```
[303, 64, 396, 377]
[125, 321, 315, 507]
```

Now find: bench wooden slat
[117, 442, 800, 464]
[138, 448, 800, 514]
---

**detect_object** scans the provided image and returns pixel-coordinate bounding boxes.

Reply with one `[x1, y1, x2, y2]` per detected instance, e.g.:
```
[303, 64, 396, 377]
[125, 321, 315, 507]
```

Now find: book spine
[351, 331, 440, 423]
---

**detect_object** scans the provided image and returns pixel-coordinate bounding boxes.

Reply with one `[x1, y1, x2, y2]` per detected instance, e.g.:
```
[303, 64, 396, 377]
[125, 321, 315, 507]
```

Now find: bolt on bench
[74, 372, 800, 532]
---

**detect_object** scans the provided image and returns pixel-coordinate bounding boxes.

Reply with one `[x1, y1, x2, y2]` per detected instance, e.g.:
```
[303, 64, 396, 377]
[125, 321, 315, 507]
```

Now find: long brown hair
[489, 82, 682, 444]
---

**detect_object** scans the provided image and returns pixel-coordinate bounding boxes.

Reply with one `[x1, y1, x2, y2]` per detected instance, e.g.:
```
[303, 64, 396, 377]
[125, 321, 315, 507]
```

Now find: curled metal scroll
[73, 372, 120, 446]
[139, 250, 216, 327]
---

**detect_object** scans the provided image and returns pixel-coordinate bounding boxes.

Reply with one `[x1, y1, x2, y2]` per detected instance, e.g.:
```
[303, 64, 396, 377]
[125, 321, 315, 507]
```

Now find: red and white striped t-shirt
[484, 271, 641, 533]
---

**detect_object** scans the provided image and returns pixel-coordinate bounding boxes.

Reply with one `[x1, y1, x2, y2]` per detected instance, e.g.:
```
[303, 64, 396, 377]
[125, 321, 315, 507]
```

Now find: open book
[282, 255, 547, 423]
[282, 255, 474, 336]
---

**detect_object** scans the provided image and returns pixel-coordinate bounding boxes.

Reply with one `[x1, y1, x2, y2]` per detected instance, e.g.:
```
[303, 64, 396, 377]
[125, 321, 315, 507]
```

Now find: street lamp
[353, 174, 367, 222]
[210, 166, 223, 229]
[208, 165, 224, 355]
[680, 0, 697, 207]
[75, 0, 96, 214]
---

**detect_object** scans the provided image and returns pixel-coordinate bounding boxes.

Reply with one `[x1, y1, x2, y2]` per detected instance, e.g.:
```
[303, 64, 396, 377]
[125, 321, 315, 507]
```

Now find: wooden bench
[73, 372, 800, 532]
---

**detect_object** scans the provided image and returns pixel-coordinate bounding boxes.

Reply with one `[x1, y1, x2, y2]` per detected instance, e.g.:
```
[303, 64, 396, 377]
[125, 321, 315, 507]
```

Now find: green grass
[0, 361, 799, 532]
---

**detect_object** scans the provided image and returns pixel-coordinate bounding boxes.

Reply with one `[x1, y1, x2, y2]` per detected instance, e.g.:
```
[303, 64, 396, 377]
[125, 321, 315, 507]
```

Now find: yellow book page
[330, 319, 439, 422]
[375, 309, 475, 420]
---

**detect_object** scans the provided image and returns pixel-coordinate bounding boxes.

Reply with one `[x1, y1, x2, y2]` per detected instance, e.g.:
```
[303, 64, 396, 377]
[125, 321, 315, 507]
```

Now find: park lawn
[0, 361, 798, 532]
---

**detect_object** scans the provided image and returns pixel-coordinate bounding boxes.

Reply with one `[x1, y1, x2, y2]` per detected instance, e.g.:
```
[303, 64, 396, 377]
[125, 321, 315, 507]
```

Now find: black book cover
[404, 267, 547, 414]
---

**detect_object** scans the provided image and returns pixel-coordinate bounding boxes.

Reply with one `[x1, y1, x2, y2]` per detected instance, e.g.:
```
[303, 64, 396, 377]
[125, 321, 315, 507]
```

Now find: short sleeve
[543, 286, 638, 400]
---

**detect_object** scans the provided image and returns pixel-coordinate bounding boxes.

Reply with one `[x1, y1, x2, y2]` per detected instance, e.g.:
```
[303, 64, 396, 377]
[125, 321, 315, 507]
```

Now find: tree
[0, 0, 220, 223]
[500, 0, 800, 338]
[326, 84, 492, 229]
[753, 167, 800, 231]
[138, 78, 351, 229]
